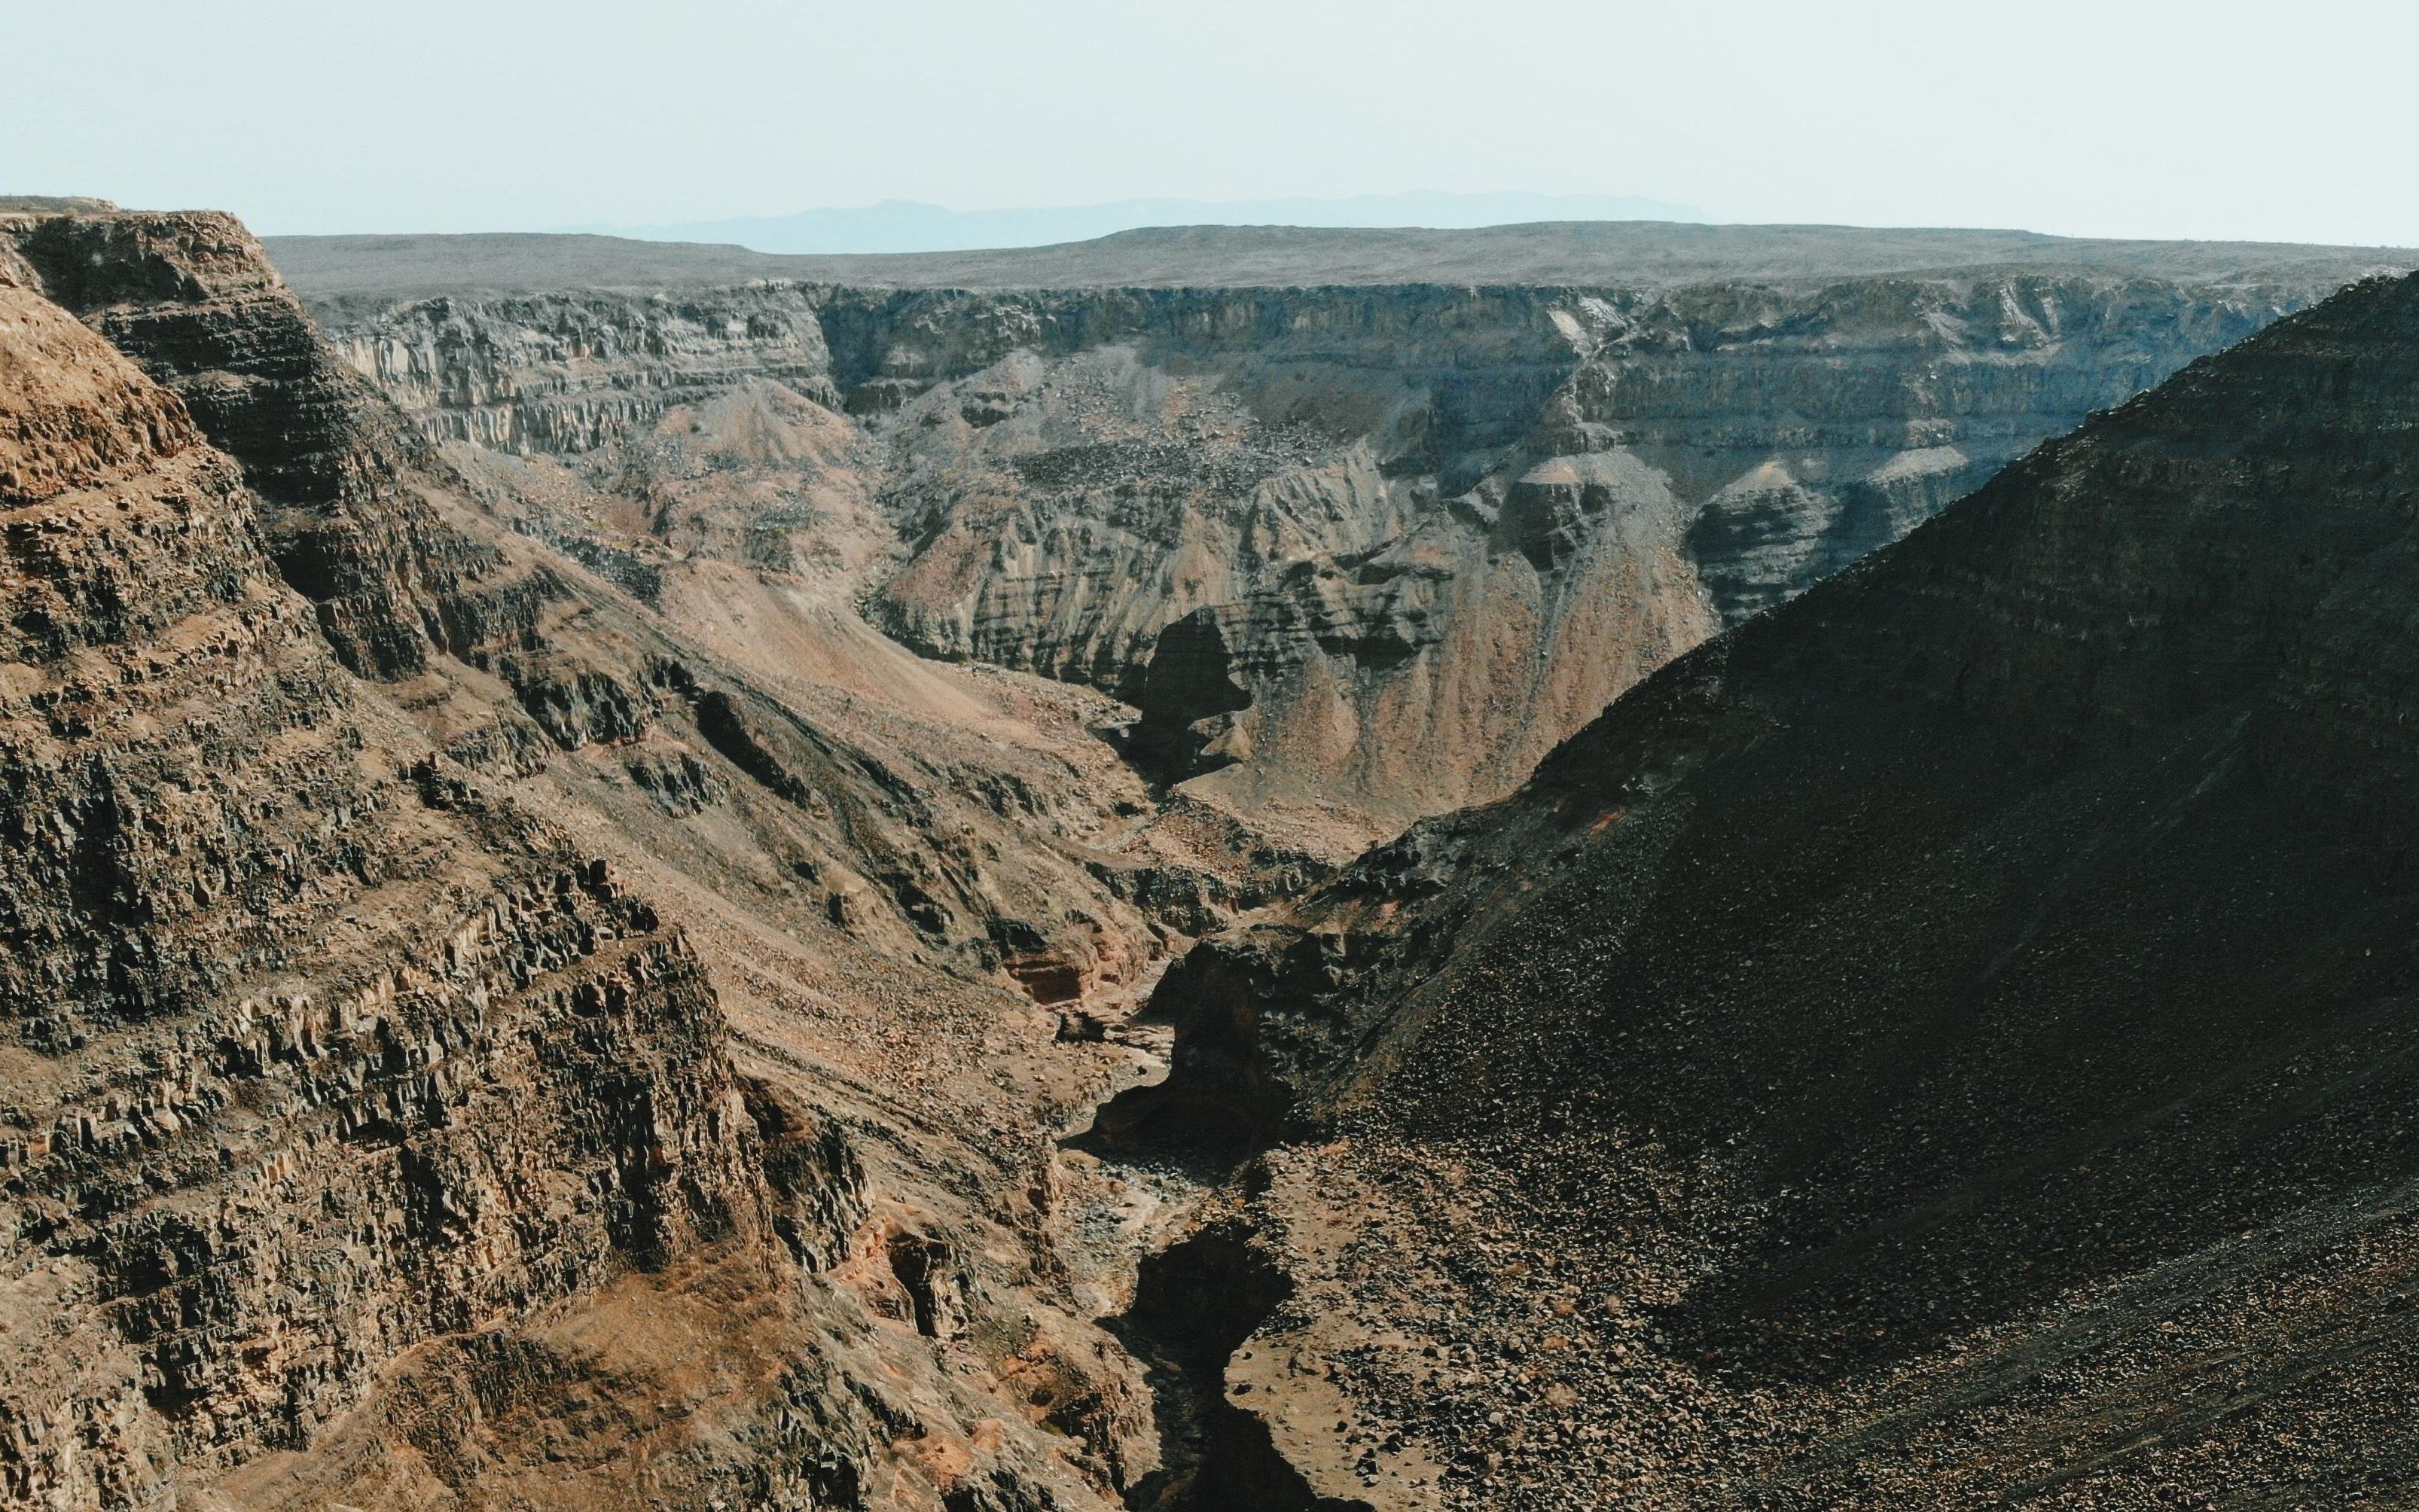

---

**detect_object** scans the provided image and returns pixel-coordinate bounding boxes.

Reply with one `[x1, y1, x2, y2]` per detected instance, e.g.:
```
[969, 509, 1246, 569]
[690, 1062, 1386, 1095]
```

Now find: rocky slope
[0, 231, 776, 1507]
[287, 243, 2400, 849]
[1109, 268, 2419, 1507]
[0, 205, 1277, 1510]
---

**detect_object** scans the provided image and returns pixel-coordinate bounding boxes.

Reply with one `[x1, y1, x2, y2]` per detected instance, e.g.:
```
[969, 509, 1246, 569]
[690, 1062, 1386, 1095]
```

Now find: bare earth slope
[278, 228, 2405, 852]
[1111, 269, 2419, 1508]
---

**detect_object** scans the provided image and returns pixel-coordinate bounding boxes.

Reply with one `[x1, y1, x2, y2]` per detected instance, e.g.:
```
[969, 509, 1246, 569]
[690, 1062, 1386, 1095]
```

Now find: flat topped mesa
[0, 194, 118, 215]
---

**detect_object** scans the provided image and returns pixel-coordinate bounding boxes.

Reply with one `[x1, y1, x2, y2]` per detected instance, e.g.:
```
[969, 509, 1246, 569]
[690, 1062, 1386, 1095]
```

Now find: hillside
[1109, 268, 2419, 1507]
[0, 203, 1251, 1511]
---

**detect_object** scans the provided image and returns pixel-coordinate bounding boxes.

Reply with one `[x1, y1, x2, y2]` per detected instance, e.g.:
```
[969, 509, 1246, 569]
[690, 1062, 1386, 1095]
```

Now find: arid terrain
[4, 197, 2417, 1510]
[278, 224, 2395, 851]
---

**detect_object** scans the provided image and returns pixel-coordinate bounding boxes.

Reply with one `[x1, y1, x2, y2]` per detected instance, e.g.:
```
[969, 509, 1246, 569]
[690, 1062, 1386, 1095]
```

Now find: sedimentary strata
[0, 204, 1238, 1512]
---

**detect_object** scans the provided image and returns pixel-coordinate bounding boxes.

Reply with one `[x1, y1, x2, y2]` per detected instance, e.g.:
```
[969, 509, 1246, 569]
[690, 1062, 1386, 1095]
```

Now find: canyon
[279, 227, 2391, 849]
[0, 203, 1219, 1511]
[2, 194, 2416, 1510]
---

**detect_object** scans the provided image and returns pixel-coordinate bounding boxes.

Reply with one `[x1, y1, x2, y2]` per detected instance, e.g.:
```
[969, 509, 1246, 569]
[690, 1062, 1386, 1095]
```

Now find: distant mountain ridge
[267, 220, 2417, 302]
[565, 191, 1707, 255]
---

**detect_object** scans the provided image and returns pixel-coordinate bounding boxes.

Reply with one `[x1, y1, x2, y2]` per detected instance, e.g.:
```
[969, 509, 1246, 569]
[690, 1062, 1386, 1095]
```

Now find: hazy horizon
[7, 0, 2414, 248]
[558, 191, 1711, 257]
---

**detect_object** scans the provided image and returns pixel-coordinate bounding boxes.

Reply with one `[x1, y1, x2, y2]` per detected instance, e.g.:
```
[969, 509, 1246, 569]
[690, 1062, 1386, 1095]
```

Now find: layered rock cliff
[98, 220, 2419, 1507]
[0, 206, 1278, 1511]
[1112, 269, 2419, 1507]
[861, 275, 2310, 834]
[292, 257, 2382, 849]
[7, 211, 521, 682]
[0, 245, 771, 1507]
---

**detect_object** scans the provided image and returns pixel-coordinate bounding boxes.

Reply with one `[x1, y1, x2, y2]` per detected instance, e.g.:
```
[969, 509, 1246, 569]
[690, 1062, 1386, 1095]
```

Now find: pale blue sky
[7, 0, 2410, 245]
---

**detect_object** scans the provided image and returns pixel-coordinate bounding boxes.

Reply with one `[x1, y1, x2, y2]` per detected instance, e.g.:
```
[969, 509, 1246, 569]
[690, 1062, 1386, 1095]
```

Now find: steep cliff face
[0, 256, 769, 1507]
[853, 276, 2315, 834]
[319, 285, 843, 453]
[0, 207, 1269, 1512]
[5, 211, 524, 681]
[1117, 270, 2419, 1508]
[299, 262, 2359, 847]
[9, 211, 1174, 1001]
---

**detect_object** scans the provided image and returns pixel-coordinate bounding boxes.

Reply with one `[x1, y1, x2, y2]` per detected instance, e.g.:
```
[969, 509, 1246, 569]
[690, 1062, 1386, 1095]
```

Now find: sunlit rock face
[0, 206, 1190, 1512]
[0, 237, 771, 1507]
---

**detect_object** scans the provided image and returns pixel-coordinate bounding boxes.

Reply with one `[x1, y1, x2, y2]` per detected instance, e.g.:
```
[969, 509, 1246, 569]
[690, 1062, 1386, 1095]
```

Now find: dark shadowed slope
[1115, 269, 2419, 1507]
[265, 221, 2414, 299]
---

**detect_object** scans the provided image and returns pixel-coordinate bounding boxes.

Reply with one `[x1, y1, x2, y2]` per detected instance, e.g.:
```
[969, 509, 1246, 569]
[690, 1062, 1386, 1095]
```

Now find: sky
[6, 0, 2412, 247]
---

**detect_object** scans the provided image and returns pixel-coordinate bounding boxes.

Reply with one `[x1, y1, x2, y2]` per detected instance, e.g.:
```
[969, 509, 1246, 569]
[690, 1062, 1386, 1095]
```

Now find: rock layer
[8, 210, 519, 681]
[0, 205, 1256, 1512]
[0, 264, 767, 1507]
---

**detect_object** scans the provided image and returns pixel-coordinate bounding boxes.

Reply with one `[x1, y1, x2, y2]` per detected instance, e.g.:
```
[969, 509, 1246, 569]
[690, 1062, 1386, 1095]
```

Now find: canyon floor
[5, 200, 2418, 1509]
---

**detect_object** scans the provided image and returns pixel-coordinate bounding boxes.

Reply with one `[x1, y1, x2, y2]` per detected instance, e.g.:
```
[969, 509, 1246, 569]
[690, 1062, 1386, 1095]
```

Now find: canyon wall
[302, 264, 2356, 846]
[0, 206, 1255, 1512]
[8, 212, 523, 683]
[14, 204, 2419, 1510]
[0, 241, 771, 1507]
